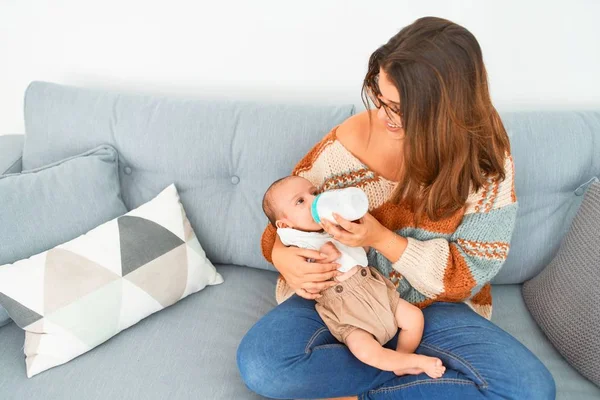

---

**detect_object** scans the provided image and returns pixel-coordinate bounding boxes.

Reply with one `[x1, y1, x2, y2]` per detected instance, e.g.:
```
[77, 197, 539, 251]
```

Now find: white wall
[1, 0, 599, 135]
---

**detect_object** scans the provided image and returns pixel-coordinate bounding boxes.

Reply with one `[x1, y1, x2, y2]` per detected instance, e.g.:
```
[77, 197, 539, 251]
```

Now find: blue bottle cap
[311, 193, 322, 223]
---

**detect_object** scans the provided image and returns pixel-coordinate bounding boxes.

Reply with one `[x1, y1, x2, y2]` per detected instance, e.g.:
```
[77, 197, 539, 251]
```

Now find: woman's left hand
[320, 212, 387, 248]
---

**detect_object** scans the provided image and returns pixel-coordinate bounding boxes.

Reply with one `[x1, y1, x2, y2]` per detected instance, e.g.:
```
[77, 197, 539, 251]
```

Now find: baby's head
[262, 176, 322, 232]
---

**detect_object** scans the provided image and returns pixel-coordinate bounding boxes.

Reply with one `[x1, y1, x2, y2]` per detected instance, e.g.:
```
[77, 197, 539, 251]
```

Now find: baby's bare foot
[393, 367, 423, 376]
[417, 355, 445, 379]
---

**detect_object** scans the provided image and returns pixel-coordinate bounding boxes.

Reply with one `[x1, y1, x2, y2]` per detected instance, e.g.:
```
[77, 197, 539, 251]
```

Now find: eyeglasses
[367, 75, 403, 127]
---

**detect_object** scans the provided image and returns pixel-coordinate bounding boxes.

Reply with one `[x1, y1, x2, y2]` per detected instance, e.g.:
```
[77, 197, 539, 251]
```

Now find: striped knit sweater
[261, 126, 518, 319]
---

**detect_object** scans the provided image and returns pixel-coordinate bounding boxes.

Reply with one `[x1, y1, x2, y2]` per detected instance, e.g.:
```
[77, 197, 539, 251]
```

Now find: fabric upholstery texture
[0, 135, 28, 324]
[492, 285, 600, 399]
[497, 111, 600, 283]
[6, 81, 599, 398]
[523, 181, 600, 386]
[0, 145, 127, 327]
[0, 265, 276, 399]
[22, 81, 355, 271]
[20, 83, 600, 282]
[0, 184, 223, 377]
[0, 308, 9, 328]
[0, 135, 24, 175]
[1, 273, 597, 399]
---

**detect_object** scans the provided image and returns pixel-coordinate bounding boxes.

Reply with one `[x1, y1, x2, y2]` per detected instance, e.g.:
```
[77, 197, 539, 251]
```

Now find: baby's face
[272, 177, 322, 232]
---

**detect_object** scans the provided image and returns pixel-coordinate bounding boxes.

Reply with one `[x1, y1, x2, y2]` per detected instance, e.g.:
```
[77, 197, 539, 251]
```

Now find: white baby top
[277, 228, 368, 273]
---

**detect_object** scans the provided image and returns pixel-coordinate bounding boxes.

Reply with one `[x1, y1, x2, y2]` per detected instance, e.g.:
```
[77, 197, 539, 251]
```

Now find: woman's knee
[236, 313, 290, 395]
[420, 303, 555, 399]
[236, 296, 325, 397]
[511, 357, 555, 400]
[483, 346, 555, 400]
[236, 327, 276, 396]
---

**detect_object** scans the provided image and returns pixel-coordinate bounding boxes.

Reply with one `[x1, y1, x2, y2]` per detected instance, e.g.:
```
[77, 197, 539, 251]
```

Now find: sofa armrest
[0, 135, 25, 175]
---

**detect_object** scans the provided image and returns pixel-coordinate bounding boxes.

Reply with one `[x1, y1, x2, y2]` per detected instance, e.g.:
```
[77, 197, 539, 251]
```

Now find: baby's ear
[275, 220, 289, 229]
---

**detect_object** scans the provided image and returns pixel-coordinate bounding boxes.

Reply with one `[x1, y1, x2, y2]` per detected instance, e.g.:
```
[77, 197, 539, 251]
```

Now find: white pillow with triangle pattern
[0, 184, 223, 377]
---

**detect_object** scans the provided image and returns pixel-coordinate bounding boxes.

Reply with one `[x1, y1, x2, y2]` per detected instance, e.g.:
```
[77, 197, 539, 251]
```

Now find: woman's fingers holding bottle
[321, 219, 354, 245]
[332, 213, 357, 232]
[322, 213, 383, 248]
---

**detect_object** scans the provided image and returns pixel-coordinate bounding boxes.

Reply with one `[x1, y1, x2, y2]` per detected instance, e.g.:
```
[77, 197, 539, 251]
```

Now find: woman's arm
[329, 202, 517, 303]
[387, 161, 518, 303]
[389, 206, 517, 302]
[323, 156, 518, 304]
[261, 220, 341, 300]
[371, 230, 408, 264]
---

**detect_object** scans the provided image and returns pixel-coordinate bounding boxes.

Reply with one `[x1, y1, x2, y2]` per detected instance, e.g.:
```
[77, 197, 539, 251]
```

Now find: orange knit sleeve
[260, 224, 277, 264]
[391, 155, 518, 318]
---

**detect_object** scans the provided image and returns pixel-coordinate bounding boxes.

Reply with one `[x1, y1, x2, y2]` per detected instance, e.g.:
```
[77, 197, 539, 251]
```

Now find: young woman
[237, 16, 555, 400]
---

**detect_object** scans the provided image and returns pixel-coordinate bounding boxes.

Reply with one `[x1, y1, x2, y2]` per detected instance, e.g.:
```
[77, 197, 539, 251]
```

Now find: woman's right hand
[272, 242, 341, 300]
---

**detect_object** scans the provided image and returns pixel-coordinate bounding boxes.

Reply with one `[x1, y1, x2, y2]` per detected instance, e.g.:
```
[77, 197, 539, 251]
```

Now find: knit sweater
[261, 126, 518, 319]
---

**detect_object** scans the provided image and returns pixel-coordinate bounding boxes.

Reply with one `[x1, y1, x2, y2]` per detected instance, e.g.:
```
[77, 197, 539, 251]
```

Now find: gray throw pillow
[523, 180, 600, 386]
[0, 145, 127, 327]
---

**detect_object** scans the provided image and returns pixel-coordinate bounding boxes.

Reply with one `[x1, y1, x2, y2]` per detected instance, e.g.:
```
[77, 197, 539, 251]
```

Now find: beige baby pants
[315, 266, 400, 345]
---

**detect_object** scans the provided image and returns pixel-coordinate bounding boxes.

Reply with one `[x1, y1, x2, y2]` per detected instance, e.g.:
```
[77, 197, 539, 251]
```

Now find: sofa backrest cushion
[22, 82, 600, 282]
[22, 82, 354, 271]
[497, 111, 600, 283]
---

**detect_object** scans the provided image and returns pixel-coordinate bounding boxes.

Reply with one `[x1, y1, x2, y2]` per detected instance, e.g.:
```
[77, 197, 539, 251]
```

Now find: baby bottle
[311, 187, 369, 223]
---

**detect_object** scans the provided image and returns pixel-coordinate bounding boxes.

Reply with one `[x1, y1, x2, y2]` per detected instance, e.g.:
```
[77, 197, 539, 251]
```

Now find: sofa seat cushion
[0, 265, 276, 400]
[3, 266, 597, 400]
[492, 285, 600, 399]
[1, 269, 598, 399]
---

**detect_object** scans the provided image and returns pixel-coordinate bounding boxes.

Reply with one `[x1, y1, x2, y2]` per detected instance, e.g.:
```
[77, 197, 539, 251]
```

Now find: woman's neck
[366, 127, 405, 182]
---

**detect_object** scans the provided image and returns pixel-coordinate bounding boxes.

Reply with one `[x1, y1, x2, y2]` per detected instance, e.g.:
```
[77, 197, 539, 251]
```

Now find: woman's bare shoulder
[336, 110, 377, 151]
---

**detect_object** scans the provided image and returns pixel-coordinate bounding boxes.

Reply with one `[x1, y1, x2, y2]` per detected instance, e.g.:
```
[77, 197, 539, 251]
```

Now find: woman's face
[376, 68, 404, 138]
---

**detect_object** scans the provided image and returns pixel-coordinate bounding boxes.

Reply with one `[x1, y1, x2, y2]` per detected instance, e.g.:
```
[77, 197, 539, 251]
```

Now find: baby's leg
[345, 329, 439, 375]
[392, 301, 446, 379]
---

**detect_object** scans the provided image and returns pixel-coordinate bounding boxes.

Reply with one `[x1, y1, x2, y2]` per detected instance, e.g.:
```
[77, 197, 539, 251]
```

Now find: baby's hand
[319, 241, 341, 264]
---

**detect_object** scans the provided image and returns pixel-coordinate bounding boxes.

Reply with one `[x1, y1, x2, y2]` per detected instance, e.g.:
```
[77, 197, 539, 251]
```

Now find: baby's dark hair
[262, 176, 297, 227]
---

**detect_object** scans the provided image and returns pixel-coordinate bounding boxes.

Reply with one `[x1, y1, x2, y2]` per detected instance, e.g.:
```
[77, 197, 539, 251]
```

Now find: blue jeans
[237, 296, 555, 399]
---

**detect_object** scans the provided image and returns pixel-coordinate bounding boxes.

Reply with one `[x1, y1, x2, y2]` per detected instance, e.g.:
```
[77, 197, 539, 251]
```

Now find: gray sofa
[1, 82, 599, 399]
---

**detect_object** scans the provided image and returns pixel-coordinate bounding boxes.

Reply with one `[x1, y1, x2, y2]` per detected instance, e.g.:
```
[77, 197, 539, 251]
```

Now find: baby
[263, 175, 445, 378]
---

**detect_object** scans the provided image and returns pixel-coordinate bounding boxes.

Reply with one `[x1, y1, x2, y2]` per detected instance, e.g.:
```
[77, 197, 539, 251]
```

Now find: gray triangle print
[0, 293, 43, 329]
[118, 216, 185, 276]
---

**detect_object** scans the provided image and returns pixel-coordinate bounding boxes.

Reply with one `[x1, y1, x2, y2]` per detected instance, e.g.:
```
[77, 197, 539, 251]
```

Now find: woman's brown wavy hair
[362, 16, 510, 221]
